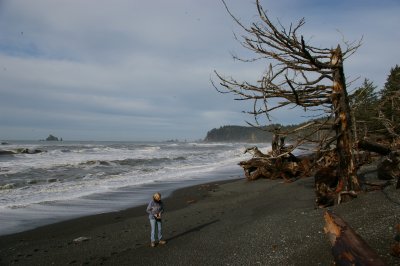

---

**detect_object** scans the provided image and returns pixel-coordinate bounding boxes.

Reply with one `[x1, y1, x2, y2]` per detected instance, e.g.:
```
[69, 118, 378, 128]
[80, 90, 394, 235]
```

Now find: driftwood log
[324, 211, 386, 266]
[241, 146, 346, 206]
[358, 139, 392, 156]
[242, 138, 400, 206]
[391, 224, 400, 258]
[244, 147, 270, 158]
[240, 148, 312, 182]
[357, 139, 400, 189]
[241, 135, 312, 182]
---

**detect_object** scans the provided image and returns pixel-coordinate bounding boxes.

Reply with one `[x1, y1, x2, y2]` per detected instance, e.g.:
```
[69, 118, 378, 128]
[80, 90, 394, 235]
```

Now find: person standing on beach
[146, 192, 166, 247]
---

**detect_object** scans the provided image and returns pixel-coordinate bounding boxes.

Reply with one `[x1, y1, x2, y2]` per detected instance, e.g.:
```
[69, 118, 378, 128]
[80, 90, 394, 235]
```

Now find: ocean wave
[27, 179, 38, 184]
[141, 145, 161, 151]
[0, 148, 47, 155]
[8, 204, 30, 209]
[0, 167, 10, 173]
[75, 156, 186, 169]
[111, 157, 187, 167]
[0, 150, 16, 156]
[79, 160, 112, 166]
[0, 183, 15, 190]
[0, 141, 253, 211]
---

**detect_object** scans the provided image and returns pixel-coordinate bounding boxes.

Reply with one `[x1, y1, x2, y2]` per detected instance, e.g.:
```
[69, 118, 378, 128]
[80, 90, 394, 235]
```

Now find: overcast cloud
[0, 0, 399, 141]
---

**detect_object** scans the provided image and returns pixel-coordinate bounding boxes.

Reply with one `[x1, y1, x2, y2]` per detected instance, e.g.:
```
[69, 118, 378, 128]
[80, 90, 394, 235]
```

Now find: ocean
[0, 141, 262, 235]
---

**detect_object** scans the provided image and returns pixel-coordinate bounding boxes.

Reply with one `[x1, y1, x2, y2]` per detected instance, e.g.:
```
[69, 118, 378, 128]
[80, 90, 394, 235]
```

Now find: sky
[0, 0, 399, 141]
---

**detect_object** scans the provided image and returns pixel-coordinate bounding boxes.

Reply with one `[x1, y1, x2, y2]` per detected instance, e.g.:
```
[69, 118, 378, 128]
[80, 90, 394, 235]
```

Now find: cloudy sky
[1, 0, 399, 141]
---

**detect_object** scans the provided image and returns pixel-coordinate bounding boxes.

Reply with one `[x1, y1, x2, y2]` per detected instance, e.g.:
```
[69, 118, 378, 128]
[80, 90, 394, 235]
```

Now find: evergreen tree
[350, 79, 379, 135]
[381, 65, 400, 98]
[378, 65, 400, 137]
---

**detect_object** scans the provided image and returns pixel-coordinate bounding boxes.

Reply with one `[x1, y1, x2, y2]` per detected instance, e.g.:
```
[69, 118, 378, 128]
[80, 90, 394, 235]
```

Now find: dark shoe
[150, 242, 156, 247]
[158, 240, 167, 245]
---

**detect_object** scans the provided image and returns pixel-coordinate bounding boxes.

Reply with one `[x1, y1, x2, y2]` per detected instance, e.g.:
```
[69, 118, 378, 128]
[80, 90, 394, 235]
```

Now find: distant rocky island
[204, 125, 275, 142]
[41, 134, 63, 141]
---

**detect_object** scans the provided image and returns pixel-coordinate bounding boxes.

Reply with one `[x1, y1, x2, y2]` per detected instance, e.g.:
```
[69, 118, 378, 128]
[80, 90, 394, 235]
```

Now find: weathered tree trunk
[331, 46, 360, 193]
[324, 211, 386, 265]
[271, 128, 283, 157]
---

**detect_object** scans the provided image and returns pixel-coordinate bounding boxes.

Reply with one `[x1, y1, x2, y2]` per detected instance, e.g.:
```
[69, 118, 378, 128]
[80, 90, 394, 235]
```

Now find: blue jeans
[149, 218, 162, 242]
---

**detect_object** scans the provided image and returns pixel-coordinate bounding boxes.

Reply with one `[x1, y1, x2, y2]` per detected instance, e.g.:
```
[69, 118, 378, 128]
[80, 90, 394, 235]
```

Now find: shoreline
[1, 174, 399, 265]
[0, 140, 251, 236]
[0, 167, 244, 236]
[0, 177, 238, 238]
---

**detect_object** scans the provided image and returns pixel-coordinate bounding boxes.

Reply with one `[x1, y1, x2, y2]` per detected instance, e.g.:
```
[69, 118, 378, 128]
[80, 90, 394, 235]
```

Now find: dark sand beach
[1, 169, 400, 265]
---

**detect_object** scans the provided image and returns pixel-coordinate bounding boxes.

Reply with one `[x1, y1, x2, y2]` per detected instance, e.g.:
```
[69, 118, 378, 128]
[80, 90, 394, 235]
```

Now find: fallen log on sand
[324, 211, 386, 266]
[358, 139, 392, 156]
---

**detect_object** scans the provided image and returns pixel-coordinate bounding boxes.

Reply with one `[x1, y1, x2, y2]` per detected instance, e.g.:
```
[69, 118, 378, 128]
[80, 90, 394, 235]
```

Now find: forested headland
[204, 125, 273, 142]
[204, 124, 298, 142]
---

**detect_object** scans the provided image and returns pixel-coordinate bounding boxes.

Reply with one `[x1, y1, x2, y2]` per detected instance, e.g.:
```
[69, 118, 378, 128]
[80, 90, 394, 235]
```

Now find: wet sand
[1, 172, 399, 265]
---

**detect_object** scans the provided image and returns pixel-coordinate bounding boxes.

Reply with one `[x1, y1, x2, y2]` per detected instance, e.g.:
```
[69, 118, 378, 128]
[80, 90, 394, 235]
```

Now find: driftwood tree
[214, 0, 362, 200]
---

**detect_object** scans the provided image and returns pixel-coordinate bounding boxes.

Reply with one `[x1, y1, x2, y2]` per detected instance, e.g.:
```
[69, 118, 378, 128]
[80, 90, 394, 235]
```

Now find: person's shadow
[166, 219, 219, 242]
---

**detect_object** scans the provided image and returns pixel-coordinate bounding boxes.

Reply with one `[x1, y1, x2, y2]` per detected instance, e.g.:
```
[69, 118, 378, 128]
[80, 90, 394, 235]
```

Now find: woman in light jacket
[146, 192, 166, 247]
